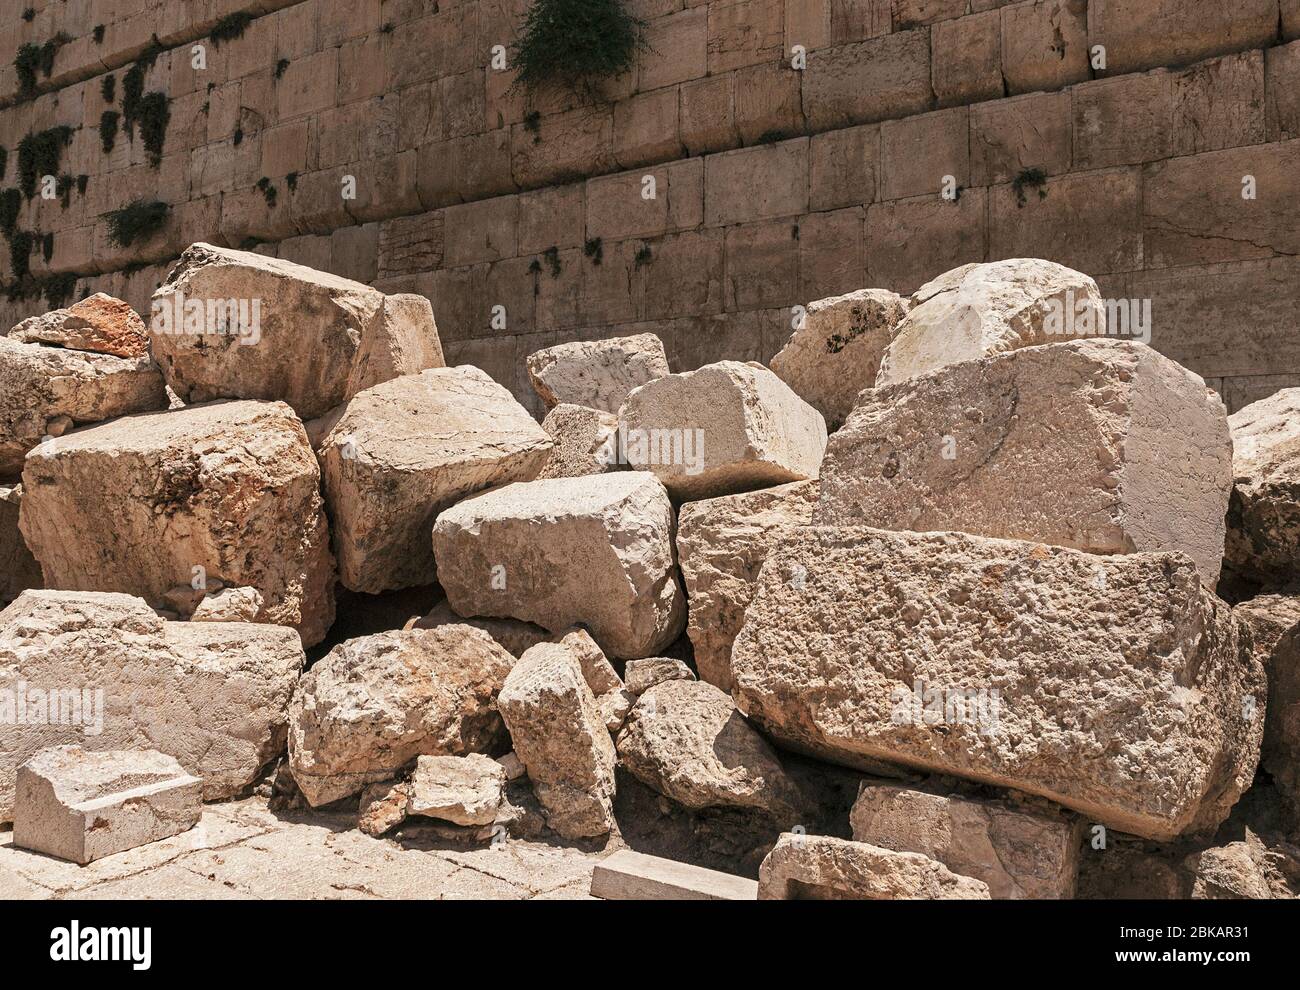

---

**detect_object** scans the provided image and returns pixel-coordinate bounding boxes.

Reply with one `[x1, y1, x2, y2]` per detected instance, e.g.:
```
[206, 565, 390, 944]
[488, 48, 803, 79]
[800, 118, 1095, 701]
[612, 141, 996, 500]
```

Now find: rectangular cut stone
[731, 527, 1264, 841]
[592, 849, 758, 900]
[1089, 0, 1279, 76]
[932, 10, 1003, 107]
[970, 92, 1072, 186]
[803, 30, 932, 131]
[1000, 0, 1089, 94]
[704, 140, 809, 227]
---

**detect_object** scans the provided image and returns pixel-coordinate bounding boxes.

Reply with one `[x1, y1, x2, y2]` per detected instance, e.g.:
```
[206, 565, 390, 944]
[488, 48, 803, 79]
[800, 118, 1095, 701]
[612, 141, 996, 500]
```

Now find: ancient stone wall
[2, 0, 1299, 415]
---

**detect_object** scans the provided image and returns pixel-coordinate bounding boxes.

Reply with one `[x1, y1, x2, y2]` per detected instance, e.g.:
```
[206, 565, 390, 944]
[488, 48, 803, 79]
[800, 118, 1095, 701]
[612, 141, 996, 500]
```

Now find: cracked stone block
[527, 333, 670, 414]
[9, 293, 149, 358]
[1225, 388, 1300, 588]
[409, 753, 507, 826]
[538, 404, 622, 480]
[758, 834, 991, 900]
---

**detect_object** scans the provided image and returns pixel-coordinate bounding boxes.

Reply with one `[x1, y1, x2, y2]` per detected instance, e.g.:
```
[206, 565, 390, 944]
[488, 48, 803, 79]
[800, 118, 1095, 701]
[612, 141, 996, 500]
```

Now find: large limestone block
[616, 679, 801, 818]
[769, 289, 909, 430]
[13, 746, 202, 864]
[498, 642, 617, 838]
[618, 361, 827, 501]
[1225, 389, 1300, 588]
[0, 486, 41, 606]
[676, 480, 817, 690]
[875, 259, 1105, 387]
[9, 293, 149, 358]
[149, 243, 444, 420]
[731, 527, 1264, 841]
[433, 472, 684, 660]
[319, 367, 552, 593]
[0, 336, 167, 480]
[408, 753, 506, 826]
[287, 627, 515, 807]
[1235, 593, 1300, 813]
[758, 834, 991, 900]
[817, 339, 1233, 587]
[849, 785, 1083, 899]
[18, 400, 335, 646]
[0, 591, 305, 823]
[538, 403, 621, 480]
[526, 333, 670, 414]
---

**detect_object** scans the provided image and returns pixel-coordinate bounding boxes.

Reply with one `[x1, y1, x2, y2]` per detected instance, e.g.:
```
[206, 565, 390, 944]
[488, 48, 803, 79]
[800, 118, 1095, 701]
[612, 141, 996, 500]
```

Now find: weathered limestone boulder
[0, 335, 167, 480]
[0, 590, 305, 822]
[409, 601, 551, 658]
[676, 480, 818, 690]
[538, 403, 621, 480]
[850, 785, 1084, 899]
[18, 400, 336, 646]
[1184, 838, 1273, 899]
[287, 626, 515, 807]
[623, 657, 695, 696]
[319, 367, 552, 593]
[13, 746, 202, 864]
[526, 333, 669, 413]
[618, 361, 828, 500]
[149, 243, 443, 420]
[817, 340, 1233, 587]
[433, 472, 684, 660]
[758, 834, 991, 900]
[409, 753, 506, 826]
[616, 680, 801, 818]
[551, 627, 631, 732]
[497, 642, 617, 838]
[190, 586, 264, 622]
[731, 527, 1264, 842]
[357, 780, 412, 837]
[1225, 389, 1300, 588]
[1235, 593, 1300, 813]
[876, 259, 1105, 387]
[0, 486, 41, 605]
[769, 289, 909, 429]
[9, 293, 149, 358]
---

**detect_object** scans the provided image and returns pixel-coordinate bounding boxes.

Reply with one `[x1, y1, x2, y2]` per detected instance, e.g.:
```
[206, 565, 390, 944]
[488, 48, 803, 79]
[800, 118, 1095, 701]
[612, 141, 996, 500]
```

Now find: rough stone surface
[149, 243, 442, 420]
[1184, 839, 1273, 899]
[497, 642, 617, 839]
[850, 785, 1083, 899]
[9, 293, 149, 358]
[0, 591, 305, 823]
[409, 753, 506, 826]
[0, 336, 167, 480]
[817, 339, 1233, 587]
[769, 289, 909, 430]
[526, 333, 670, 414]
[538, 404, 622, 480]
[616, 680, 800, 818]
[758, 834, 991, 900]
[13, 746, 202, 865]
[618, 360, 827, 500]
[623, 658, 696, 696]
[18, 400, 336, 646]
[357, 780, 411, 837]
[0, 486, 40, 606]
[287, 627, 515, 807]
[411, 602, 551, 658]
[676, 480, 818, 690]
[433, 472, 684, 660]
[876, 259, 1105, 387]
[320, 367, 552, 593]
[1235, 592, 1300, 814]
[1225, 389, 1300, 588]
[731, 527, 1264, 842]
[191, 586, 264, 623]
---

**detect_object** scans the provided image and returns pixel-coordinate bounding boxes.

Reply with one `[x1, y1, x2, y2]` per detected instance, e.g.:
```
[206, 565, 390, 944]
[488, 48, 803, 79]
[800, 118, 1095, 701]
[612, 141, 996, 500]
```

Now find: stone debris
[357, 780, 412, 837]
[618, 360, 828, 500]
[769, 288, 909, 430]
[287, 626, 515, 807]
[0, 590, 304, 823]
[409, 753, 507, 826]
[18, 399, 336, 646]
[497, 642, 617, 839]
[149, 243, 443, 420]
[552, 628, 630, 732]
[850, 784, 1084, 899]
[0, 486, 41, 606]
[591, 849, 758, 900]
[1225, 388, 1300, 589]
[434, 472, 684, 659]
[876, 258, 1105, 387]
[9, 293, 149, 358]
[1235, 592, 1300, 814]
[818, 339, 1233, 587]
[319, 367, 551, 593]
[538, 404, 622, 480]
[13, 745, 202, 865]
[675, 480, 818, 690]
[526, 333, 670, 414]
[409, 602, 551, 658]
[758, 834, 991, 900]
[623, 657, 696, 696]
[731, 527, 1264, 842]
[191, 586, 264, 623]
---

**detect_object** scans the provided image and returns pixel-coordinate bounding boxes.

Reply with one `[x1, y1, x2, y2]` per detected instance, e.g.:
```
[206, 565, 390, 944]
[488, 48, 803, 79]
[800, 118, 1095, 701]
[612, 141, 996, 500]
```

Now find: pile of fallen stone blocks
[2, 243, 1298, 899]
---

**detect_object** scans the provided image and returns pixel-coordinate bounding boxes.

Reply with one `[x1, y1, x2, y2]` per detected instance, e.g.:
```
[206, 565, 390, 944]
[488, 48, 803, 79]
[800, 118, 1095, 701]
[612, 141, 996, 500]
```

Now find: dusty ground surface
[0, 794, 605, 900]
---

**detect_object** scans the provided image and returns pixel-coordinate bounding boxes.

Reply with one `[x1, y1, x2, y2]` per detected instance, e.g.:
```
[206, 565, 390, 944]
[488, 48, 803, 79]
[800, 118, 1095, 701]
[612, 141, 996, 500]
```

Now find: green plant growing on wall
[57, 174, 74, 209]
[0, 148, 7, 182]
[43, 272, 78, 307]
[634, 244, 652, 268]
[22, 8, 35, 22]
[93, 25, 106, 44]
[9, 230, 33, 280]
[0, 189, 21, 238]
[210, 13, 255, 46]
[1012, 167, 1049, 208]
[102, 74, 116, 103]
[256, 177, 278, 208]
[285, 172, 299, 192]
[100, 111, 120, 153]
[523, 111, 542, 142]
[514, 0, 647, 97]
[121, 41, 164, 135]
[41, 232, 54, 262]
[105, 199, 169, 248]
[584, 237, 603, 265]
[543, 246, 562, 277]
[135, 92, 171, 166]
[275, 58, 290, 79]
[17, 126, 74, 199]
[76, 174, 88, 195]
